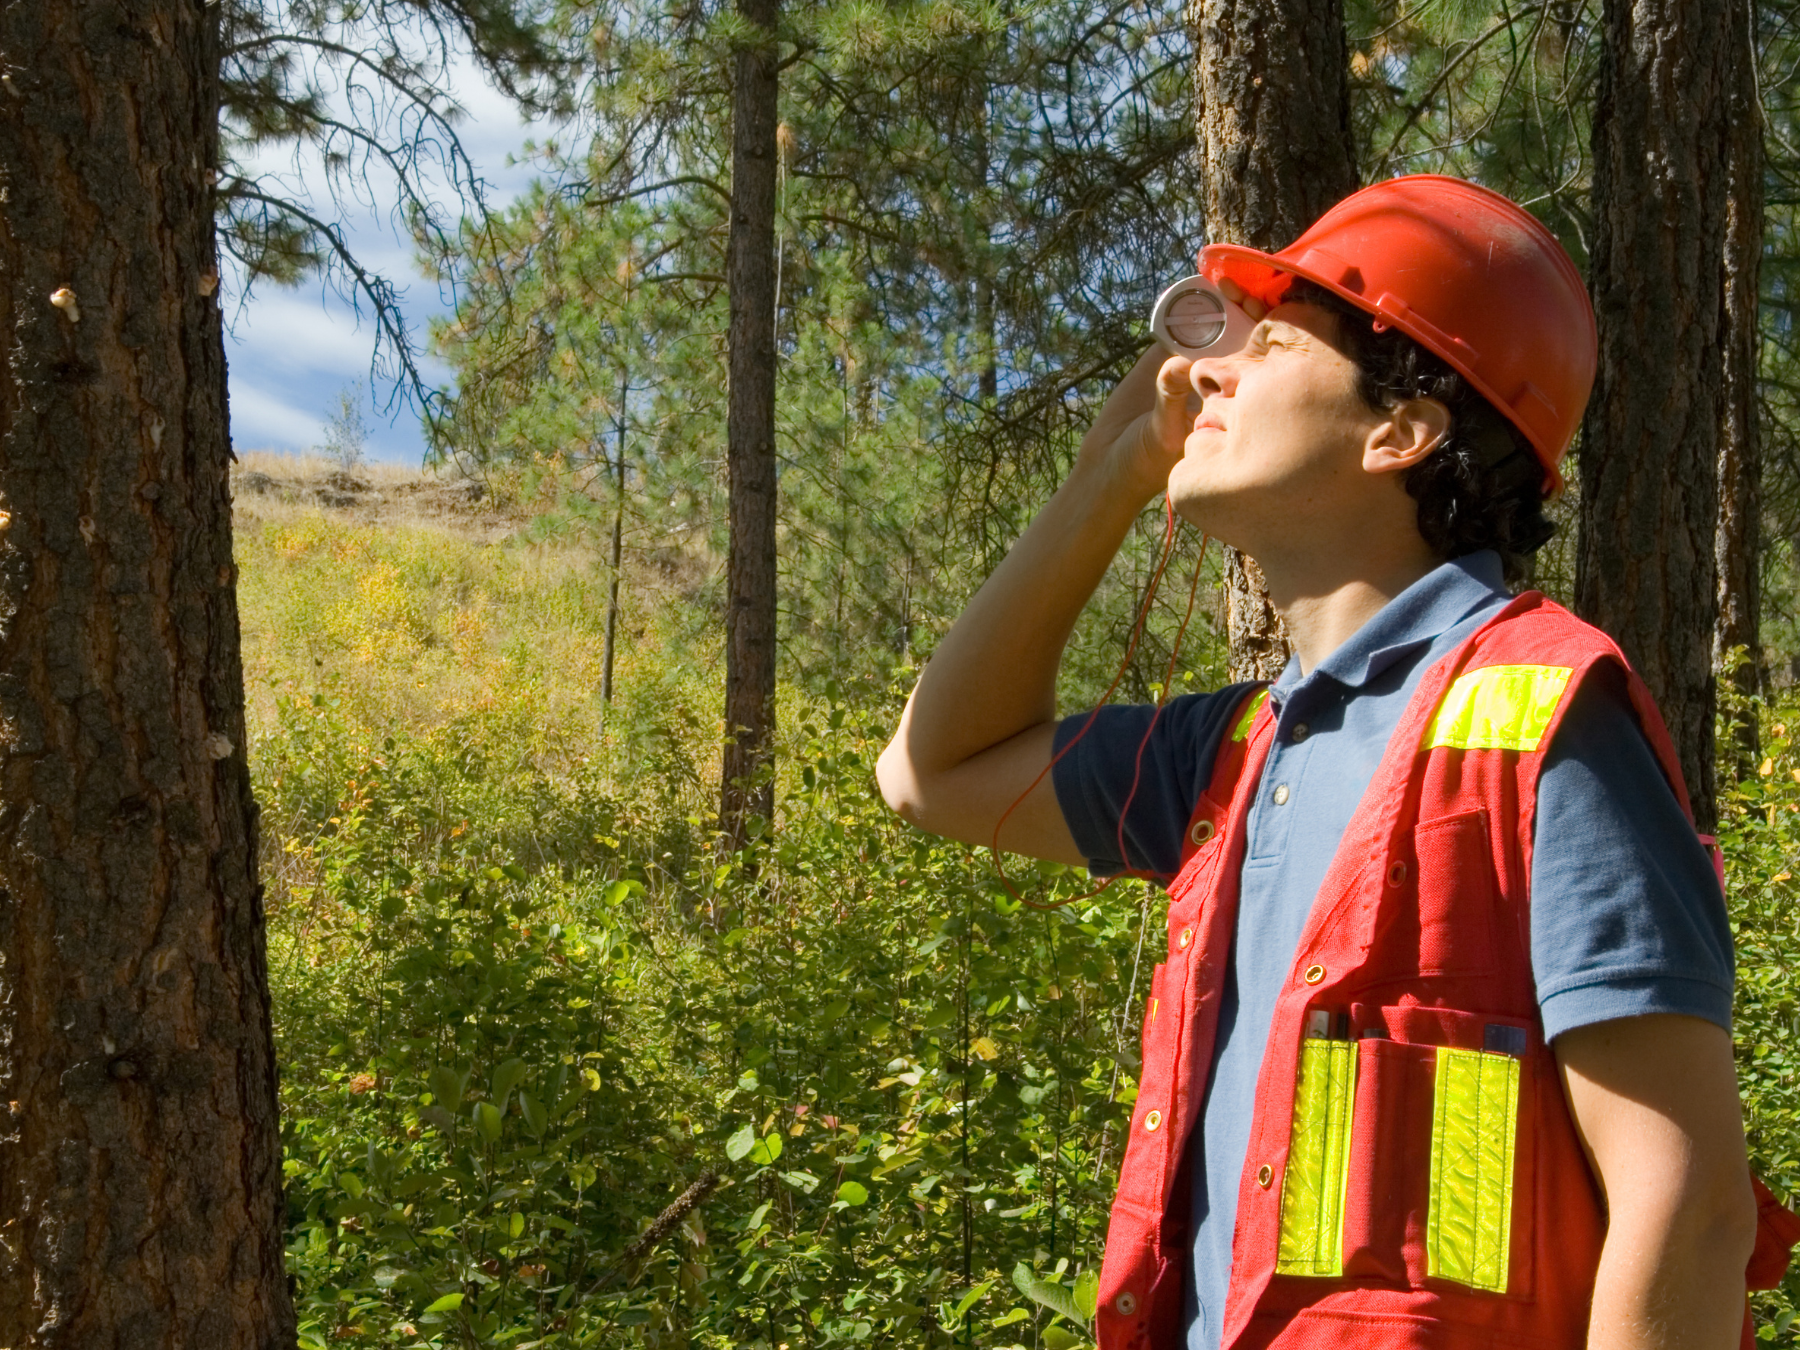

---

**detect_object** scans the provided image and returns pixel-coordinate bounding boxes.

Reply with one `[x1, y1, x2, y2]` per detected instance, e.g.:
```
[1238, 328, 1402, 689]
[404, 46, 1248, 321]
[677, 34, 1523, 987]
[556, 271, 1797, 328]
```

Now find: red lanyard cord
[989, 493, 1212, 912]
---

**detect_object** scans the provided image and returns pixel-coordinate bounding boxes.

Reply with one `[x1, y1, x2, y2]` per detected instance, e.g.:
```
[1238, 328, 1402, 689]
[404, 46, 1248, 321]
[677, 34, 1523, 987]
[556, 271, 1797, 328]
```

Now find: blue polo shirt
[1050, 551, 1733, 1350]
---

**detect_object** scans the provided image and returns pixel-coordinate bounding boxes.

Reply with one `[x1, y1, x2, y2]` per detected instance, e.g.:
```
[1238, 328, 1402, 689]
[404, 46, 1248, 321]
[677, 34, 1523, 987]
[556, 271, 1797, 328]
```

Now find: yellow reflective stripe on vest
[1276, 1038, 1357, 1277]
[1232, 688, 1271, 743]
[1422, 664, 1573, 752]
[1426, 1047, 1519, 1293]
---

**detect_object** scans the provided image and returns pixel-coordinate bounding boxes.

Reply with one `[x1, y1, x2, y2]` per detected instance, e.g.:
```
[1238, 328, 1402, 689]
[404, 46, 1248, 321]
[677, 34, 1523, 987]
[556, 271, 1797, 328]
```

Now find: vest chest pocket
[1385, 809, 1503, 978]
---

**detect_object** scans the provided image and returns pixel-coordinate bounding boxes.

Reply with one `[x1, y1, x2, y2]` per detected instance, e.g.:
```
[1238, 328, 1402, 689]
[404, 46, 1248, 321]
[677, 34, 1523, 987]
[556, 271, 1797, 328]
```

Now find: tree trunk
[1578, 0, 1751, 833]
[1714, 0, 1764, 780]
[0, 3, 295, 1347]
[602, 372, 627, 709]
[1188, 0, 1358, 681]
[721, 0, 781, 851]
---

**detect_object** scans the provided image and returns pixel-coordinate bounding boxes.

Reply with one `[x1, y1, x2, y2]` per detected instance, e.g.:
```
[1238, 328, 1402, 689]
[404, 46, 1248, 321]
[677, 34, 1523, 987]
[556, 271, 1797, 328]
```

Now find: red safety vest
[1095, 592, 1800, 1350]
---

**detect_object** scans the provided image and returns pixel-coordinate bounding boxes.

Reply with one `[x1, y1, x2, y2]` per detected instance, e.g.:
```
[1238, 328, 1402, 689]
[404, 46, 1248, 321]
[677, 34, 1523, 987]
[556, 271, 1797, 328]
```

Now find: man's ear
[1363, 397, 1452, 476]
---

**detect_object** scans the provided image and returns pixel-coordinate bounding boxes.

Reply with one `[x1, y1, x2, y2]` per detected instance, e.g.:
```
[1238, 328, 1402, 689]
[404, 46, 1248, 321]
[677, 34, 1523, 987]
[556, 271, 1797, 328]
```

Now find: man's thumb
[1150, 356, 1194, 450]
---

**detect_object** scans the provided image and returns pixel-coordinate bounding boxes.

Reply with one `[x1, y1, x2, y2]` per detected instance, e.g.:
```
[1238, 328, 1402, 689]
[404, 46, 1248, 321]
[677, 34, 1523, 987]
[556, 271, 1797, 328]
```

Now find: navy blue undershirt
[1050, 550, 1733, 1350]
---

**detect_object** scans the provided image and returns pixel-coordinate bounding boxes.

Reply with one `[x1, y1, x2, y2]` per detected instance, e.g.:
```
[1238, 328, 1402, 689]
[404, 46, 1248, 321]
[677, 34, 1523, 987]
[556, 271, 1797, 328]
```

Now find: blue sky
[224, 56, 555, 465]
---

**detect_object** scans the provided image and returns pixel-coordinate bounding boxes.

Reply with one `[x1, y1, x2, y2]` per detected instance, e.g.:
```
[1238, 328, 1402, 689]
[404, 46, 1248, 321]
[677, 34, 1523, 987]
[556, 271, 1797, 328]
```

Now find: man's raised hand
[1077, 347, 1199, 506]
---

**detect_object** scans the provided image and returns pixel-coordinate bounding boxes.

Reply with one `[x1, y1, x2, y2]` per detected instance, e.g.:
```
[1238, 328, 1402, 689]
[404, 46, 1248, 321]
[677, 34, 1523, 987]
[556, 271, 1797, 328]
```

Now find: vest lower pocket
[1325, 1008, 1534, 1298]
[1276, 1037, 1358, 1277]
[1426, 1047, 1520, 1293]
[1341, 1037, 1434, 1282]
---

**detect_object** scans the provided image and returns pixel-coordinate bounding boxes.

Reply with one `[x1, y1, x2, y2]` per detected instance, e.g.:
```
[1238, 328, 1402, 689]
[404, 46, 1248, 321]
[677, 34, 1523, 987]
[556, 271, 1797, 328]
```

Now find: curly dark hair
[1282, 279, 1556, 582]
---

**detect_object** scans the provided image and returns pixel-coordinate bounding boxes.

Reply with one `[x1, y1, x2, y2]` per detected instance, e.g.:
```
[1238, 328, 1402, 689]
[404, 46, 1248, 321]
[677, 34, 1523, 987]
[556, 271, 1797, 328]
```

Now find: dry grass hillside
[230, 451, 516, 540]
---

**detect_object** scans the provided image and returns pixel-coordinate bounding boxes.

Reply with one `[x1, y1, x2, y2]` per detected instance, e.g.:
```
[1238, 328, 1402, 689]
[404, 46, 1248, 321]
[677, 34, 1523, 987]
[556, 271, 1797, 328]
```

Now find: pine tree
[1189, 0, 1359, 681]
[1578, 0, 1757, 830]
[0, 1, 294, 1343]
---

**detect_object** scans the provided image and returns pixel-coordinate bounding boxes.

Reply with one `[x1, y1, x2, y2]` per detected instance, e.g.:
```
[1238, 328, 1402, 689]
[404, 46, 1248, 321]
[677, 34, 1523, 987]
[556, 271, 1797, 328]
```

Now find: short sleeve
[1530, 665, 1735, 1041]
[1050, 682, 1257, 880]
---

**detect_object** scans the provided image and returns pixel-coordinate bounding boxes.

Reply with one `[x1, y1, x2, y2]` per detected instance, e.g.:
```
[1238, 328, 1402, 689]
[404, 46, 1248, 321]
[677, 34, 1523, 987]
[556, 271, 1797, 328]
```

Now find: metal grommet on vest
[1303, 964, 1326, 985]
[1189, 818, 1215, 847]
[1256, 1164, 1273, 1189]
[1177, 926, 1193, 951]
[1114, 1291, 1138, 1316]
[1387, 860, 1408, 887]
[1143, 1109, 1162, 1131]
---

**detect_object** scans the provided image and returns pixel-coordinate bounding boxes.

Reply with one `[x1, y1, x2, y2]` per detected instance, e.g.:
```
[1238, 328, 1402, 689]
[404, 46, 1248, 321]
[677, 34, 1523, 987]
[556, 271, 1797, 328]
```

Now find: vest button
[1257, 1164, 1274, 1189]
[1177, 926, 1193, 951]
[1115, 1291, 1139, 1316]
[1272, 783, 1290, 805]
[1143, 1109, 1162, 1131]
[1387, 860, 1408, 887]
[1291, 722, 1309, 742]
[1303, 963, 1326, 985]
[1189, 817, 1215, 846]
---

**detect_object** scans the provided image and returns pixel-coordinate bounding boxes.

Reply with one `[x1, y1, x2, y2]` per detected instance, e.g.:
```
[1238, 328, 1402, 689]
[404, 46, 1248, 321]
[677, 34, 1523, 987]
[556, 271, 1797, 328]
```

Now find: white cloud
[230, 381, 327, 452]
[224, 41, 564, 465]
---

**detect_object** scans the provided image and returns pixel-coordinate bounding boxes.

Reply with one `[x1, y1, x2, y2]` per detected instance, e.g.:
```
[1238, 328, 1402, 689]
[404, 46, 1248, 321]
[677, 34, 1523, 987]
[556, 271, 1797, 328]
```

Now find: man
[876, 177, 1776, 1348]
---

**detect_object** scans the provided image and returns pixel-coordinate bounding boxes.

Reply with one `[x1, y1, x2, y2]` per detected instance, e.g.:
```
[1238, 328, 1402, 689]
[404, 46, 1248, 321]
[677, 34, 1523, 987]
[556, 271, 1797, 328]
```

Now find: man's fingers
[1146, 356, 1195, 453]
[1155, 354, 1194, 399]
[1217, 275, 1270, 321]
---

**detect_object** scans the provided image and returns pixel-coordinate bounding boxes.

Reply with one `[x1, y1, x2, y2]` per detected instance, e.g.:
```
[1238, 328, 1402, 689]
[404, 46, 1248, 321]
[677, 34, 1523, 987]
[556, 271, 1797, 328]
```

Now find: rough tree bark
[720, 0, 781, 851]
[1714, 0, 1764, 778]
[0, 1, 294, 1346]
[1578, 0, 1755, 833]
[1187, 0, 1359, 681]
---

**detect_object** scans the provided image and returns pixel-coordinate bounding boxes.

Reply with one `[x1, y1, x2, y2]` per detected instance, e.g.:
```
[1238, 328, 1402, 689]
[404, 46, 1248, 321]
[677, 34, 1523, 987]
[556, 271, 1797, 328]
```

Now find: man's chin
[1165, 476, 1243, 544]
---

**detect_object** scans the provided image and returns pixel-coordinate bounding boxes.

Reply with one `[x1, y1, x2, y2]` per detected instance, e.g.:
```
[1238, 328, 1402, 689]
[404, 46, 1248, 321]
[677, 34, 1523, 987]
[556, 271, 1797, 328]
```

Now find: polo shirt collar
[1271, 550, 1509, 699]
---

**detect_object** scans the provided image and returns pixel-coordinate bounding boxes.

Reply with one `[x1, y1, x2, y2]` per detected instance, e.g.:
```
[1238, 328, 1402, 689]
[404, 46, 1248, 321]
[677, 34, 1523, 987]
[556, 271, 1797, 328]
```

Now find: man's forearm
[1587, 1212, 1750, 1349]
[895, 456, 1151, 778]
[890, 345, 1183, 781]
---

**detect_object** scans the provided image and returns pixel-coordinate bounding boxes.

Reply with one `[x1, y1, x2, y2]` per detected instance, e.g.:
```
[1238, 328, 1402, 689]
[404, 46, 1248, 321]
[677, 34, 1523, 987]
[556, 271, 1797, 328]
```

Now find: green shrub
[267, 676, 1146, 1349]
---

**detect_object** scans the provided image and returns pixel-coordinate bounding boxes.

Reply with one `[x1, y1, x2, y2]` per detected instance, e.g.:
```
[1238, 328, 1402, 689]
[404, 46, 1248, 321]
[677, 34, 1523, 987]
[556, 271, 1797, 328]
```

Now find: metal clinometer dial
[1150, 274, 1255, 358]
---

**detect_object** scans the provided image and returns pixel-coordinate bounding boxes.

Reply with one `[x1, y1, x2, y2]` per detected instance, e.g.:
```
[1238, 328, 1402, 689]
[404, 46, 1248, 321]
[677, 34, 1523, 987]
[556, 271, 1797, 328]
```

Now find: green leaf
[749, 1131, 784, 1165]
[491, 1057, 528, 1103]
[951, 1279, 993, 1318]
[519, 1090, 547, 1136]
[422, 1292, 464, 1314]
[1073, 1269, 1099, 1321]
[508, 1211, 525, 1239]
[1042, 1327, 1084, 1350]
[428, 1065, 466, 1108]
[836, 1180, 869, 1206]
[725, 1124, 756, 1161]
[473, 1101, 503, 1143]
[1012, 1261, 1082, 1324]
[338, 1172, 364, 1199]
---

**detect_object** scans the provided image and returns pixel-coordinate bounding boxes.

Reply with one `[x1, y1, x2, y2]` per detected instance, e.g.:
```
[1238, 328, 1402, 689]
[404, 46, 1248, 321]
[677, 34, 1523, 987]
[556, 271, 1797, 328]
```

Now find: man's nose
[1189, 356, 1234, 399]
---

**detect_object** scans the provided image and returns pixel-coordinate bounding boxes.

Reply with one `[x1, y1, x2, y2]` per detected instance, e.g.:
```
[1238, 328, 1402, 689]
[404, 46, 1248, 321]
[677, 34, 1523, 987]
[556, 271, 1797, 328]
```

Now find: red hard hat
[1200, 175, 1595, 491]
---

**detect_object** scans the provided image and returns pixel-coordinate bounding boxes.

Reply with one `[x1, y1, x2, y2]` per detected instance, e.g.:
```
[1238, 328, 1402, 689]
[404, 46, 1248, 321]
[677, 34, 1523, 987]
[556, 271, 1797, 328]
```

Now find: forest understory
[241, 457, 1800, 1349]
